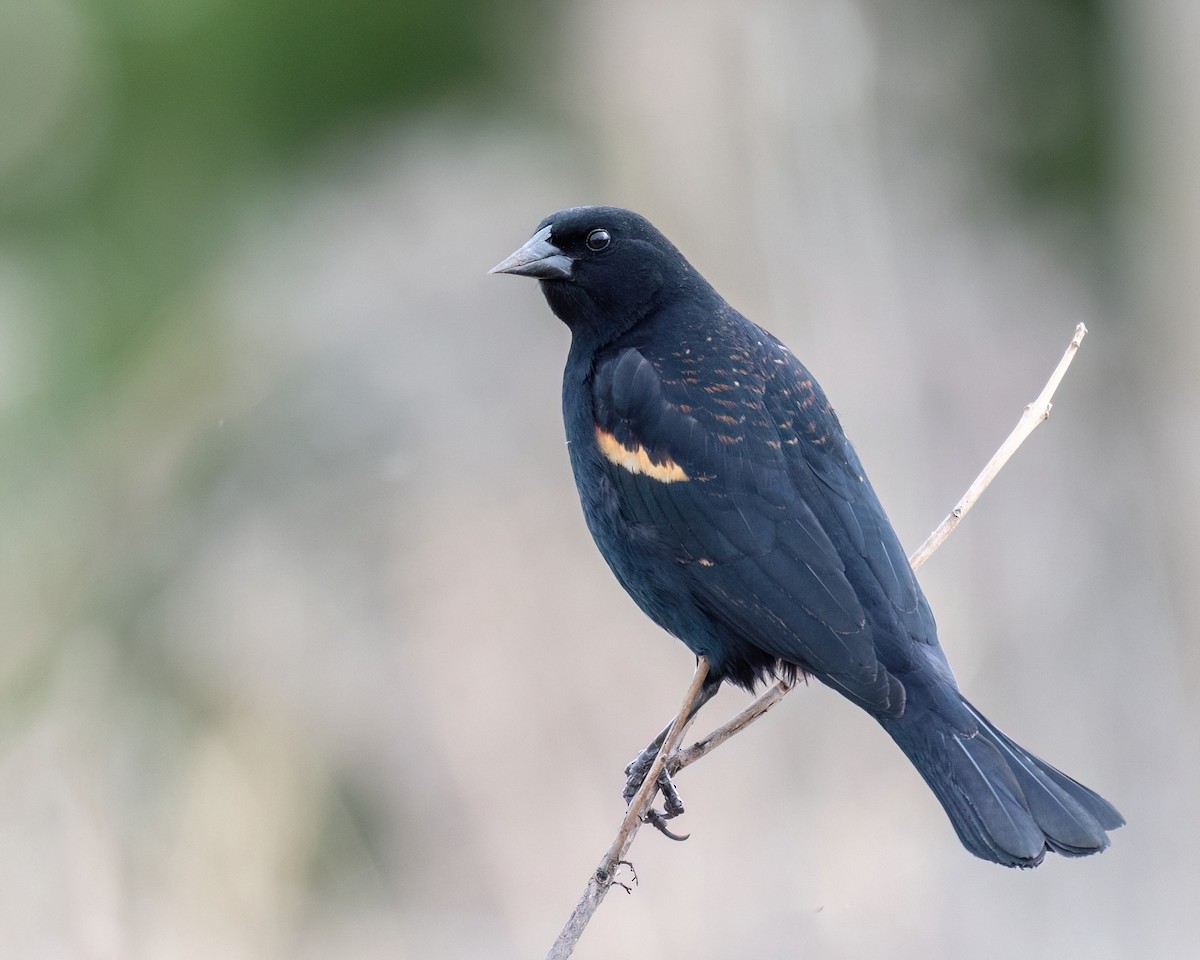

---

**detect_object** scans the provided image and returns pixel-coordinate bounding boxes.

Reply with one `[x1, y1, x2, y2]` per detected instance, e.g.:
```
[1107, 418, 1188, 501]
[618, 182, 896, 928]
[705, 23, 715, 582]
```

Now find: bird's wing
[591, 326, 926, 714]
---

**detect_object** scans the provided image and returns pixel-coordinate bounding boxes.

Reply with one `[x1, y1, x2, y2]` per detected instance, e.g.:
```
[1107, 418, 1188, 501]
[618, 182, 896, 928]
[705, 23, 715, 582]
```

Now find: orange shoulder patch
[594, 427, 689, 483]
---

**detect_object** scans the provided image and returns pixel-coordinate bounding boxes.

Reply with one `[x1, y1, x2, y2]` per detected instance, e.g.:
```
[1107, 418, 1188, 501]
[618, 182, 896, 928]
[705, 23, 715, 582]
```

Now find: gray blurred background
[2, 1, 1197, 957]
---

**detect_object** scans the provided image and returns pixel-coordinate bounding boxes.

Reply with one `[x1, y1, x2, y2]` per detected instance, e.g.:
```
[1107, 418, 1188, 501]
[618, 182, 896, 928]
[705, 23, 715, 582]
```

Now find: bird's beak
[489, 224, 573, 280]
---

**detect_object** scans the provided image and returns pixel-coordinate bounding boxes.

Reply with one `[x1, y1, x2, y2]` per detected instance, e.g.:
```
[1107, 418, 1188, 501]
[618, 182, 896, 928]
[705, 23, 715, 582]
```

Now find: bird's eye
[586, 228, 611, 251]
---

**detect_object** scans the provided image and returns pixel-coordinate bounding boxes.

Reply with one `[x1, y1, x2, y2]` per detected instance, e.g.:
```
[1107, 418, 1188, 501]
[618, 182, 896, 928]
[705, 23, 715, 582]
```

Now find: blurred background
[1, 0, 1197, 957]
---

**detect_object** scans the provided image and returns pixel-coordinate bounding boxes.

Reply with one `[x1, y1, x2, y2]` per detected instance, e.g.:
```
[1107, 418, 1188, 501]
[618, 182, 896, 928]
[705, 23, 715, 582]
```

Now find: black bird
[491, 206, 1123, 867]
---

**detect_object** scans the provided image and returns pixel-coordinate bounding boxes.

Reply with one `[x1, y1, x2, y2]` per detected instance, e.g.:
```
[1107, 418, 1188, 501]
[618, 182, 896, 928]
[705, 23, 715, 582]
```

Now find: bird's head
[491, 206, 697, 340]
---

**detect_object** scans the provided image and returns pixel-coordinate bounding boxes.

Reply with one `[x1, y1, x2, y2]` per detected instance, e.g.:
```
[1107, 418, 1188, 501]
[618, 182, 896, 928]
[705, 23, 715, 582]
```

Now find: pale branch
[907, 322, 1087, 569]
[668, 676, 794, 776]
[547, 323, 1090, 960]
[545, 658, 710, 960]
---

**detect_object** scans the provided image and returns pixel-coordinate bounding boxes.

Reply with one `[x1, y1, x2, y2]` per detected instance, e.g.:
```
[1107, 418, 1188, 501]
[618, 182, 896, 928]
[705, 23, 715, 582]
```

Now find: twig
[668, 676, 794, 776]
[545, 658, 710, 960]
[907, 322, 1087, 569]
[547, 323, 1089, 959]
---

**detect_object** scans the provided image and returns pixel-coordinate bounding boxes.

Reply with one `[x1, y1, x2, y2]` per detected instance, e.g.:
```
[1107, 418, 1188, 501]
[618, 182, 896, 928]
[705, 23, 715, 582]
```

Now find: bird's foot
[623, 744, 661, 804]
[625, 749, 690, 841]
[643, 768, 689, 841]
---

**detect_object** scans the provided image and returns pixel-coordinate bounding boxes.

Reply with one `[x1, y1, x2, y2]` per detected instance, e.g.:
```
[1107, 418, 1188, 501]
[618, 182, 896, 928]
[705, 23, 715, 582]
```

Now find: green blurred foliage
[0, 0, 540, 416]
[0, 3, 545, 871]
[0, 0, 1112, 428]
[962, 0, 1114, 217]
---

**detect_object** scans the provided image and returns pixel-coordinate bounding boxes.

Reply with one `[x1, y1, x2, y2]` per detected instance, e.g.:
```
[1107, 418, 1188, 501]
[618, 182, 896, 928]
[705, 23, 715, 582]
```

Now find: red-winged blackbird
[492, 206, 1122, 867]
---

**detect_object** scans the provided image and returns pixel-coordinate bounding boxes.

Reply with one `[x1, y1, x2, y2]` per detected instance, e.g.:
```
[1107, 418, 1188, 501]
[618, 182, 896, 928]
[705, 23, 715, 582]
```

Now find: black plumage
[492, 206, 1123, 867]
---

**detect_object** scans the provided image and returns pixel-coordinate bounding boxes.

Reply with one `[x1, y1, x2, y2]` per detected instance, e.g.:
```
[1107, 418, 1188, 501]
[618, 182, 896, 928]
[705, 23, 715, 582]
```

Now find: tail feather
[960, 700, 1125, 855]
[883, 696, 1123, 868]
[961, 700, 1125, 829]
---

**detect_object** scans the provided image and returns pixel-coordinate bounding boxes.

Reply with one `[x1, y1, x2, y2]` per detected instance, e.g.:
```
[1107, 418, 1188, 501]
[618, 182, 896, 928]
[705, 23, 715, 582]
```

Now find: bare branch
[907, 322, 1087, 569]
[668, 676, 793, 776]
[546, 658, 710, 960]
[547, 323, 1090, 959]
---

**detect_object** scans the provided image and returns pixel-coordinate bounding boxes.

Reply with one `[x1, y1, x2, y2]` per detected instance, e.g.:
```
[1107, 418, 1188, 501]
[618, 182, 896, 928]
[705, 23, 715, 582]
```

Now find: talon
[642, 767, 690, 839]
[645, 809, 690, 841]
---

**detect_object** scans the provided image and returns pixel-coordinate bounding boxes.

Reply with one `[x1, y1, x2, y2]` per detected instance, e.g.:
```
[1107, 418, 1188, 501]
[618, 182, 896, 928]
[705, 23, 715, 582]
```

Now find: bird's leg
[622, 722, 671, 804]
[643, 768, 690, 840]
[622, 675, 721, 837]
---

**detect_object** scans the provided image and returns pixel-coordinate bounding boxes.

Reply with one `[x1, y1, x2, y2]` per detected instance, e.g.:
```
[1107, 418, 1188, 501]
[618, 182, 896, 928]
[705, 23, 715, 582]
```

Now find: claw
[637, 767, 691, 840]
[645, 809, 690, 841]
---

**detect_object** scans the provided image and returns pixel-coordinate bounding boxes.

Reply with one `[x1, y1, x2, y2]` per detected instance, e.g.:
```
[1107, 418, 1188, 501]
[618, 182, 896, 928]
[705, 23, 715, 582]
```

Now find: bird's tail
[881, 696, 1124, 868]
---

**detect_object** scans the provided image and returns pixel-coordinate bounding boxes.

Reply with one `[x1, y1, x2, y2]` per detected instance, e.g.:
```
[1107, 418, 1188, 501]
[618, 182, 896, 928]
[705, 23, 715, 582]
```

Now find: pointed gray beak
[490, 224, 573, 280]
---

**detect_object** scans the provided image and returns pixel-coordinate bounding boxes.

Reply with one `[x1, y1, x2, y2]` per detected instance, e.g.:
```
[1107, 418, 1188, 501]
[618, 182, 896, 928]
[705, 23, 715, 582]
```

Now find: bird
[491, 205, 1123, 868]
